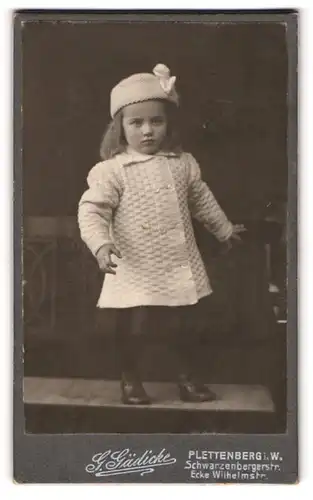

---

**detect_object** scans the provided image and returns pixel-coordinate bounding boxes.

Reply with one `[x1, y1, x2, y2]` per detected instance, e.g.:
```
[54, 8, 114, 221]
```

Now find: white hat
[110, 63, 179, 118]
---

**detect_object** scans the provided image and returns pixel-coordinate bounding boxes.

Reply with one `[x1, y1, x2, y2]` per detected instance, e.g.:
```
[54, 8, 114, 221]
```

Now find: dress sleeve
[186, 153, 233, 242]
[78, 161, 122, 256]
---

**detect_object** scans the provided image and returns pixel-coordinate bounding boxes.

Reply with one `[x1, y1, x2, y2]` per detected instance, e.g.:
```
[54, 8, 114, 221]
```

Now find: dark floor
[23, 377, 278, 434]
[22, 323, 287, 434]
[25, 403, 282, 434]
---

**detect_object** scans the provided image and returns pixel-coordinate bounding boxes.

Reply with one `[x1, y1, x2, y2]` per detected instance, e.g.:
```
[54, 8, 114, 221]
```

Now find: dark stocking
[114, 308, 146, 380]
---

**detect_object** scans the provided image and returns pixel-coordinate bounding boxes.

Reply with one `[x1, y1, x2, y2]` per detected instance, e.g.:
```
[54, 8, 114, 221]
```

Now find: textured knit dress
[78, 149, 234, 336]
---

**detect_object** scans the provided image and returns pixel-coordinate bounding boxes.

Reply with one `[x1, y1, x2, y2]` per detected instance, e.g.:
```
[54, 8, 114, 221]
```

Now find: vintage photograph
[20, 15, 290, 438]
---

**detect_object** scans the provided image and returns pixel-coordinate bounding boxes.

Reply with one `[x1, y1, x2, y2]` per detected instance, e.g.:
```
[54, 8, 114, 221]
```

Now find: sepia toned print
[15, 11, 297, 484]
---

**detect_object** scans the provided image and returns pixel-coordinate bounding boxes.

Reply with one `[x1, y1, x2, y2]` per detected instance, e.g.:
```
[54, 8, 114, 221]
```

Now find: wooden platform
[24, 377, 274, 412]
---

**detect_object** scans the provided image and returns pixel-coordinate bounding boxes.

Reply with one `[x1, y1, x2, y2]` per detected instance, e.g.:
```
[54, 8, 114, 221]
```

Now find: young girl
[78, 64, 245, 405]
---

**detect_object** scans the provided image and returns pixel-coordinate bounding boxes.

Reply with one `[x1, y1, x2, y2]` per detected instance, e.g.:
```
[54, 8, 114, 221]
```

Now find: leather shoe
[121, 373, 151, 405]
[178, 375, 217, 402]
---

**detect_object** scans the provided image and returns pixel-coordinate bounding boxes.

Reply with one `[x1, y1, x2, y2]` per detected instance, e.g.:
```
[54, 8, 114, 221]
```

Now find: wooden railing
[23, 217, 102, 337]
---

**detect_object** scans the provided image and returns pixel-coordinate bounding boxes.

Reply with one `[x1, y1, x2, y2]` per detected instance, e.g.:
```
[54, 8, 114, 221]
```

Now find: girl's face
[122, 100, 167, 155]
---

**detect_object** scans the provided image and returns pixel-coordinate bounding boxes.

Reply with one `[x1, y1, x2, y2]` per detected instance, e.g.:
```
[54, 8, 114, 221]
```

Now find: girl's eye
[130, 119, 142, 126]
[152, 117, 165, 125]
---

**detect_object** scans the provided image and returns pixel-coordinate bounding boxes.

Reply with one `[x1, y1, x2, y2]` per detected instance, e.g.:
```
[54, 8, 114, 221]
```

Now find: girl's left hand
[231, 224, 247, 241]
[222, 224, 247, 252]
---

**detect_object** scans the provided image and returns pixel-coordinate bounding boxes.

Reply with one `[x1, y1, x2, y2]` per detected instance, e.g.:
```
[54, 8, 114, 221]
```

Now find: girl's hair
[99, 100, 182, 161]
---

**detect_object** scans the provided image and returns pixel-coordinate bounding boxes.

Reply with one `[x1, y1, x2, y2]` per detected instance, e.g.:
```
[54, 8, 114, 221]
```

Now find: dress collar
[117, 147, 180, 167]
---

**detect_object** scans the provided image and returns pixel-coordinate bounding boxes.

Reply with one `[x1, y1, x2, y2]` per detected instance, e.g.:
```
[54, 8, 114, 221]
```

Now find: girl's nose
[141, 122, 153, 136]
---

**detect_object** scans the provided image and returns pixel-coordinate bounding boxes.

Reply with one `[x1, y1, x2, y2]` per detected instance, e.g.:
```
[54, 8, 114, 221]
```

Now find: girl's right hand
[96, 243, 122, 275]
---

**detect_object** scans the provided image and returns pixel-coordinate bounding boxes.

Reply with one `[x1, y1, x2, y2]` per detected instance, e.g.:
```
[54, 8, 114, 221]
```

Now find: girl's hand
[96, 243, 122, 274]
[231, 224, 247, 242]
[222, 224, 247, 253]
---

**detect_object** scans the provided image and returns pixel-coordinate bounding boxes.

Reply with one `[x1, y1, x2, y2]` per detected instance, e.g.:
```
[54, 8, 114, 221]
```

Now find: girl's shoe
[178, 375, 217, 402]
[120, 373, 151, 405]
